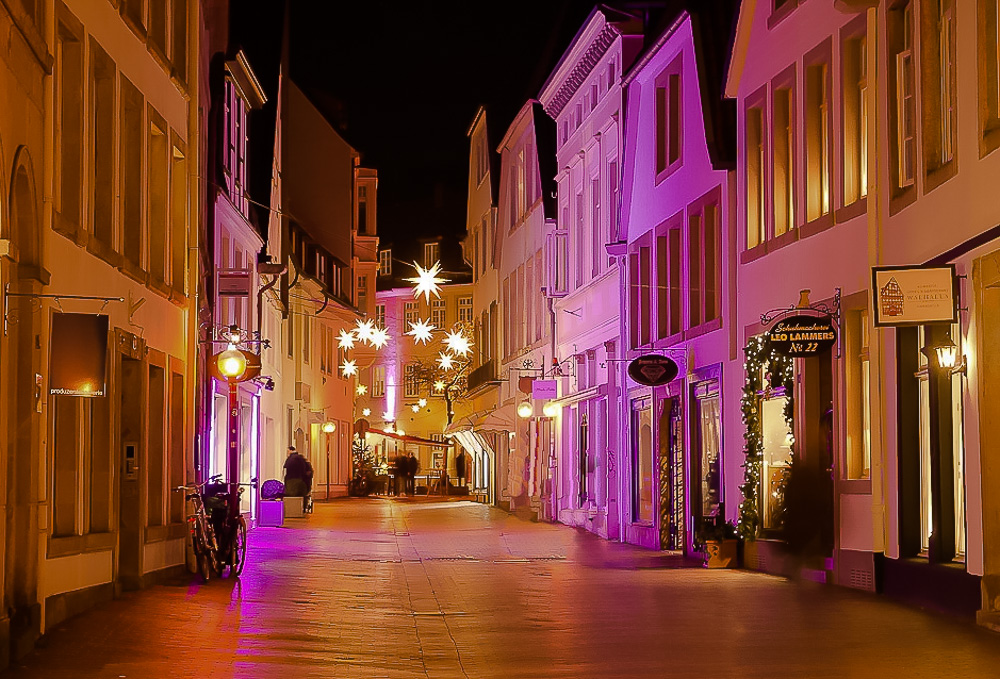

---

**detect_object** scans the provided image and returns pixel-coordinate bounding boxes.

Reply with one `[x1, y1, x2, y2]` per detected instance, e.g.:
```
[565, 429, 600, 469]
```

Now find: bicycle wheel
[231, 517, 248, 577]
[193, 526, 211, 583]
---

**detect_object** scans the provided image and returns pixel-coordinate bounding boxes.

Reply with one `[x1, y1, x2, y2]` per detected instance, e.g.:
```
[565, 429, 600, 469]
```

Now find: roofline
[496, 99, 538, 152]
[724, 0, 757, 98]
[466, 105, 486, 138]
[622, 11, 687, 86]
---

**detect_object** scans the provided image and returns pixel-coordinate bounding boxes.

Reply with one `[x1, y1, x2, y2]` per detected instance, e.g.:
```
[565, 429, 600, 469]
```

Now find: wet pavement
[7, 497, 1000, 678]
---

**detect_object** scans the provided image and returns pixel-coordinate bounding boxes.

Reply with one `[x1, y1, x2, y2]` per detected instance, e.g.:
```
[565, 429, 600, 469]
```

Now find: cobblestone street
[6, 499, 1000, 678]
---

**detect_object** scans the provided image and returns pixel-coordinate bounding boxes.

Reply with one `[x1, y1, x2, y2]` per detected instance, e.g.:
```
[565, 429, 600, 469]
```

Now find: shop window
[805, 53, 831, 222]
[632, 399, 654, 523]
[842, 26, 868, 206]
[121, 76, 144, 271]
[147, 365, 166, 527]
[845, 309, 872, 480]
[694, 381, 722, 519]
[772, 83, 795, 236]
[761, 394, 792, 530]
[53, 394, 112, 538]
[745, 103, 766, 249]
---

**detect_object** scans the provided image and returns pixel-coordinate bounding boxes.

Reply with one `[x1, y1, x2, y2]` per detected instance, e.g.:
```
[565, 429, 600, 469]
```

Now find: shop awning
[445, 407, 516, 435]
[366, 429, 454, 447]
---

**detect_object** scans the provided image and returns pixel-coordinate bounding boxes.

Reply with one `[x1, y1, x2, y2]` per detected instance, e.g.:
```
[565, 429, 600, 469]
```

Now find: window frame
[654, 55, 684, 183]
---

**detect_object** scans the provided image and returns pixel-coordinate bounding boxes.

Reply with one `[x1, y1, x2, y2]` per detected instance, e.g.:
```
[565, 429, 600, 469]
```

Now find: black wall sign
[627, 355, 679, 386]
[50, 313, 109, 396]
[767, 314, 837, 358]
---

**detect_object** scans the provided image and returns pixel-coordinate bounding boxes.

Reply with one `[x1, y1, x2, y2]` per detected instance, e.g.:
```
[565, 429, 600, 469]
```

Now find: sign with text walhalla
[767, 314, 838, 358]
[872, 265, 957, 326]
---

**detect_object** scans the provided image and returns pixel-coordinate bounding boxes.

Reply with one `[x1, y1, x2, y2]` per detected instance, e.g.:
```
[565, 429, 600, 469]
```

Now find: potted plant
[696, 516, 740, 569]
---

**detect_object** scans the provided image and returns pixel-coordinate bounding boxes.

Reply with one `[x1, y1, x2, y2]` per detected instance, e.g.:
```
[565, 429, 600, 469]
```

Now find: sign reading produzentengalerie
[767, 314, 837, 358]
[50, 313, 109, 396]
[872, 265, 957, 326]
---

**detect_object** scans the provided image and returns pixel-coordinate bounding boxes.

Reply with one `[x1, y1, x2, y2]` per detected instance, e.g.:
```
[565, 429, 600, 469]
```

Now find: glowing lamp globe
[517, 401, 533, 419]
[322, 422, 336, 434]
[935, 339, 959, 370]
[217, 345, 247, 380]
[542, 401, 561, 418]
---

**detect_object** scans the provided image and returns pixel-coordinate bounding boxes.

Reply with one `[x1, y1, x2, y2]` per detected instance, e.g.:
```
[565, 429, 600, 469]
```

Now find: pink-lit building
[494, 101, 559, 516]
[538, 6, 644, 538]
[616, 5, 738, 552]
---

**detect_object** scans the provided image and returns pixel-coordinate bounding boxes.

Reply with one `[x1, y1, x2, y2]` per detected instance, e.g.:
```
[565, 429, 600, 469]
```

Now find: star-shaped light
[369, 326, 390, 349]
[337, 329, 356, 350]
[407, 318, 435, 345]
[434, 380, 446, 392]
[354, 319, 375, 344]
[411, 404, 420, 413]
[444, 330, 472, 356]
[405, 261, 449, 302]
[362, 407, 371, 417]
[356, 384, 368, 395]
[340, 359, 358, 377]
[437, 352, 456, 371]
[418, 398, 427, 407]
[383, 411, 394, 422]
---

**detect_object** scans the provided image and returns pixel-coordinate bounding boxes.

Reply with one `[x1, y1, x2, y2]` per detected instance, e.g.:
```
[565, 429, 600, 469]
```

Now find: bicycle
[175, 475, 256, 581]
[173, 477, 220, 582]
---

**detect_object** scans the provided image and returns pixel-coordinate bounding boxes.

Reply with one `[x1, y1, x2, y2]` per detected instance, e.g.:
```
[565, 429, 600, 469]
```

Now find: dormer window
[379, 248, 392, 276]
[424, 242, 439, 267]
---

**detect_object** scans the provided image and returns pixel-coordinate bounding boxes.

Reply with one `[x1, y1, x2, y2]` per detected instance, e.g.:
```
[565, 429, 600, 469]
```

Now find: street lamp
[934, 338, 959, 371]
[211, 336, 256, 518]
[322, 422, 336, 499]
[217, 344, 248, 380]
[517, 401, 533, 418]
[542, 401, 561, 418]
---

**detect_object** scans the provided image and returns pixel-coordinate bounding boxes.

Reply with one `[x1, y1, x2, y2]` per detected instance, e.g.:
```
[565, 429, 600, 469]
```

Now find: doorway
[118, 356, 144, 589]
[658, 397, 685, 551]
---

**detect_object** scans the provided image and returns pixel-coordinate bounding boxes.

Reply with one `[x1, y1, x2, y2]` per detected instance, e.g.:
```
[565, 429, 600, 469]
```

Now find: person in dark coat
[283, 446, 312, 497]
[454, 451, 467, 488]
[391, 453, 405, 496]
[406, 452, 420, 495]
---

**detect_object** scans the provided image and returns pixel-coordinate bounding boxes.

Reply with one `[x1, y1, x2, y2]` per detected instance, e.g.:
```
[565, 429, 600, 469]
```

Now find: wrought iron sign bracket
[601, 347, 687, 369]
[760, 287, 843, 359]
[3, 283, 124, 336]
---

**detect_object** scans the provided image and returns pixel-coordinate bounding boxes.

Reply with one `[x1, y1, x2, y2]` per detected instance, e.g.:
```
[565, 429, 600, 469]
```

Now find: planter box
[704, 539, 738, 568]
[282, 496, 304, 518]
[259, 500, 284, 527]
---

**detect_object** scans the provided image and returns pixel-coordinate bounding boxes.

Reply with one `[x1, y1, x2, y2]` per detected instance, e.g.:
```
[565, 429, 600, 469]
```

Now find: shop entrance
[658, 398, 684, 551]
[118, 356, 144, 589]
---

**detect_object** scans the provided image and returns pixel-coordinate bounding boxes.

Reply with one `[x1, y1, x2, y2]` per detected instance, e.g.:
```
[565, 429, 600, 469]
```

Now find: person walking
[455, 450, 467, 489]
[406, 452, 420, 495]
[283, 446, 312, 498]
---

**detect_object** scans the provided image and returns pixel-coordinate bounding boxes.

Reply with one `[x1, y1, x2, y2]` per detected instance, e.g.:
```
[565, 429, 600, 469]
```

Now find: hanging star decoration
[356, 384, 368, 395]
[340, 359, 358, 377]
[405, 261, 449, 302]
[362, 407, 371, 417]
[337, 329, 356, 350]
[369, 326, 390, 349]
[437, 352, 456, 371]
[354, 319, 375, 345]
[434, 380, 446, 392]
[406, 318, 435, 345]
[444, 330, 472, 356]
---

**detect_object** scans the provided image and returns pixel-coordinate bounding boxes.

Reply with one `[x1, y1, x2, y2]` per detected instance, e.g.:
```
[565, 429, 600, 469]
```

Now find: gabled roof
[724, 0, 758, 98]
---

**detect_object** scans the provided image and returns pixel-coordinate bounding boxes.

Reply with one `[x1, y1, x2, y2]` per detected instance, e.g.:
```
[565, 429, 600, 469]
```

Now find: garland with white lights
[738, 335, 794, 539]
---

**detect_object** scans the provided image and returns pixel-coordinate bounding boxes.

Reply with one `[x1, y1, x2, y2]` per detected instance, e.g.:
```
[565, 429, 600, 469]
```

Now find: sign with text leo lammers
[872, 265, 957, 326]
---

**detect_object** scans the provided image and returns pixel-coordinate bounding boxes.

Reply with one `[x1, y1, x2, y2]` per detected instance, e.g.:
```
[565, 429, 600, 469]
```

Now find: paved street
[6, 498, 1000, 678]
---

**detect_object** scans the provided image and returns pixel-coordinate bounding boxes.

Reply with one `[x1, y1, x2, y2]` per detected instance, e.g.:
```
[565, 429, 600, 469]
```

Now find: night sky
[282, 0, 600, 241]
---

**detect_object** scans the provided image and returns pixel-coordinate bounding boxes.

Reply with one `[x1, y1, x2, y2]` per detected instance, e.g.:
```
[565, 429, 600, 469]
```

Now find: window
[922, 0, 956, 174]
[892, 2, 917, 191]
[121, 76, 144, 270]
[761, 393, 793, 530]
[147, 365, 166, 527]
[938, 2, 955, 165]
[656, 222, 682, 339]
[772, 83, 795, 236]
[458, 296, 473, 324]
[591, 175, 601, 277]
[405, 301, 420, 327]
[148, 116, 169, 285]
[533, 250, 544, 341]
[431, 299, 446, 328]
[688, 196, 721, 329]
[639, 244, 652, 346]
[805, 54, 831, 221]
[843, 28, 868, 206]
[173, 0, 188, 82]
[579, 413, 590, 506]
[149, 0, 168, 55]
[287, 313, 294, 358]
[52, 394, 112, 537]
[575, 190, 585, 287]
[745, 103, 765, 249]
[373, 366, 385, 397]
[379, 249, 391, 276]
[404, 364, 419, 398]
[124, 0, 146, 31]
[375, 303, 386, 328]
[845, 308, 871, 480]
[545, 229, 569, 296]
[170, 143, 187, 296]
[89, 40, 115, 250]
[978, 0, 1000, 153]
[608, 160, 619, 245]
[302, 315, 310, 363]
[694, 381, 722, 519]
[358, 185, 369, 234]
[590, 83, 598, 112]
[632, 399, 653, 523]
[656, 62, 682, 175]
[424, 242, 439, 267]
[357, 275, 367, 311]
[56, 14, 84, 235]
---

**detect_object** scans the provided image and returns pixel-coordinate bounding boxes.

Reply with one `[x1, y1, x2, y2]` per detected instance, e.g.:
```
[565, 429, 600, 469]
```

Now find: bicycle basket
[260, 479, 284, 500]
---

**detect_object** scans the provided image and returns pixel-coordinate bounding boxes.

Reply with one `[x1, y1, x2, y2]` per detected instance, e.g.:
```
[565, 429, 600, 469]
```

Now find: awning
[445, 406, 516, 434]
[366, 429, 454, 447]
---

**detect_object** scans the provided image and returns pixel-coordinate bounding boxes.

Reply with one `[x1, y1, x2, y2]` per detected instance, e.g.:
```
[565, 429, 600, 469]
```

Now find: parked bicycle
[174, 475, 255, 582]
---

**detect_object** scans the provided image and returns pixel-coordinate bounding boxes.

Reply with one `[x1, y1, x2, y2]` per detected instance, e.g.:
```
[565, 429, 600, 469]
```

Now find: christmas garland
[738, 335, 794, 539]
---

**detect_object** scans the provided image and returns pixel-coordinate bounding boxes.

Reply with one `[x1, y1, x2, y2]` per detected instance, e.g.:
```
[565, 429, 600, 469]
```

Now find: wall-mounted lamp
[322, 422, 336, 434]
[934, 338, 959, 370]
[517, 401, 533, 418]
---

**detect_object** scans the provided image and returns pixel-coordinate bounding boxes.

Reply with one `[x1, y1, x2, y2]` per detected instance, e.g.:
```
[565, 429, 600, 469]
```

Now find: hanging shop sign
[217, 268, 252, 297]
[767, 314, 837, 358]
[532, 379, 558, 399]
[872, 265, 957, 326]
[627, 355, 679, 386]
[49, 313, 109, 396]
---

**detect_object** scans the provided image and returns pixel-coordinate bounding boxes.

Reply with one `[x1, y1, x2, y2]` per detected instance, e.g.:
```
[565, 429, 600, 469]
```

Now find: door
[118, 356, 144, 589]
[658, 398, 685, 551]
